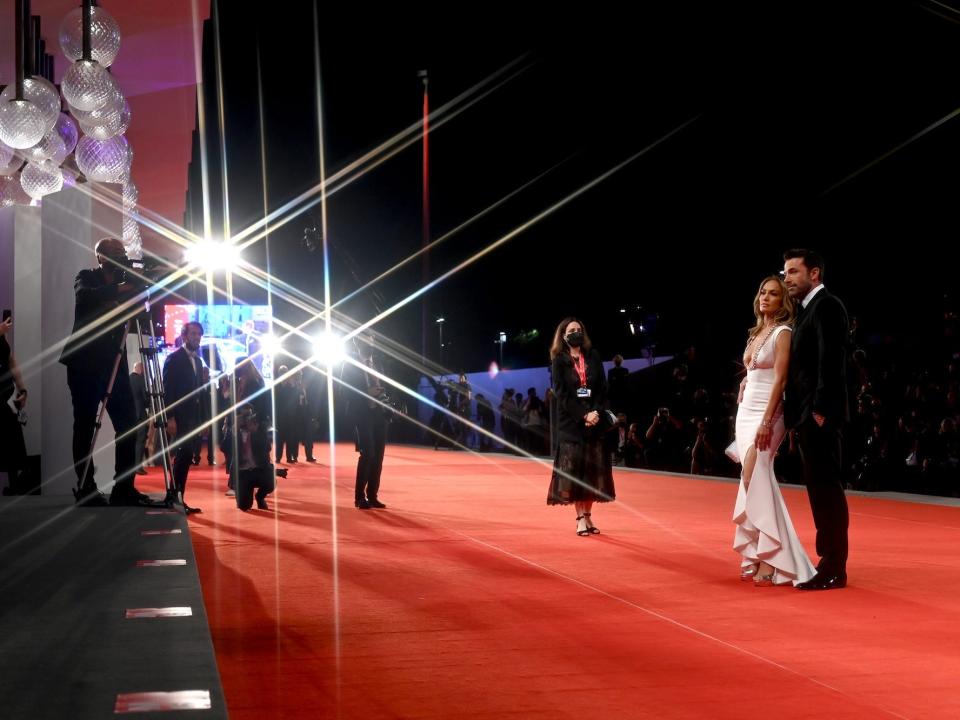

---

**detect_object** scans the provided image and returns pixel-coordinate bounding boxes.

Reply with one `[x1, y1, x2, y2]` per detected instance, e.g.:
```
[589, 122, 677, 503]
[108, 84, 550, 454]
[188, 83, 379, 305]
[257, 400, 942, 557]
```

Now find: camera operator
[59, 237, 150, 506]
[345, 336, 389, 509]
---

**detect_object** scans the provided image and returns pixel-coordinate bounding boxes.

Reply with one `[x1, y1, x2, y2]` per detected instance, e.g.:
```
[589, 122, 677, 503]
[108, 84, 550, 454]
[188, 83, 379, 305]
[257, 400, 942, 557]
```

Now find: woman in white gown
[732, 276, 815, 586]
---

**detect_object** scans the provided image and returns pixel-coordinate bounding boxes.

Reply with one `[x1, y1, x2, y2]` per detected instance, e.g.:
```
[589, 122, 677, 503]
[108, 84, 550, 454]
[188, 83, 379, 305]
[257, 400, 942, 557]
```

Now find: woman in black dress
[547, 317, 616, 535]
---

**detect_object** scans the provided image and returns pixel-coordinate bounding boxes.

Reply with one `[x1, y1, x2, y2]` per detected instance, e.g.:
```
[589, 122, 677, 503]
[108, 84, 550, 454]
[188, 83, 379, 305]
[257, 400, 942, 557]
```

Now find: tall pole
[419, 70, 430, 364]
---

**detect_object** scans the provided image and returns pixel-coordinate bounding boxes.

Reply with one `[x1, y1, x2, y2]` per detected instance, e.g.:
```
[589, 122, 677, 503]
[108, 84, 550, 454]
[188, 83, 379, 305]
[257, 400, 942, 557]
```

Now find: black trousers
[355, 415, 387, 503]
[276, 427, 298, 461]
[172, 418, 198, 497]
[134, 415, 148, 469]
[235, 466, 275, 510]
[67, 360, 137, 494]
[796, 418, 849, 576]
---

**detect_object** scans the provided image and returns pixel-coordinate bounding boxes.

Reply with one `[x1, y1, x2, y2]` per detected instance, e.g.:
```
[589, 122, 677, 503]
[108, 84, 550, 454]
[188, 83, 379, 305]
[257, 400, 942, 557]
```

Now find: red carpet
[180, 444, 960, 719]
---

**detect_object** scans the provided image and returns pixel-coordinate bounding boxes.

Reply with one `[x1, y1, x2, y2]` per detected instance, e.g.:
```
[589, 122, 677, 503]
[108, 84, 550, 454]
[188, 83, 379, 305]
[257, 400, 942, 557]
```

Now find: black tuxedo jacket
[163, 347, 202, 430]
[784, 288, 850, 429]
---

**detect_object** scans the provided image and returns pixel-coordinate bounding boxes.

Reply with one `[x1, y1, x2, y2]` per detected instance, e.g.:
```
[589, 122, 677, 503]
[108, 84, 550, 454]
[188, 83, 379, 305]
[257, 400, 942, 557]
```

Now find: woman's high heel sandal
[583, 512, 600, 534]
[576, 515, 590, 536]
[753, 573, 775, 587]
[740, 564, 759, 581]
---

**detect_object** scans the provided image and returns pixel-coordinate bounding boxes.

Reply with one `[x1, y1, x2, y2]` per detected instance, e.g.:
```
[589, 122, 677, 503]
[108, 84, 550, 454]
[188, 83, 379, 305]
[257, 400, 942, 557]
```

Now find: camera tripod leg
[75, 322, 131, 506]
[134, 314, 184, 513]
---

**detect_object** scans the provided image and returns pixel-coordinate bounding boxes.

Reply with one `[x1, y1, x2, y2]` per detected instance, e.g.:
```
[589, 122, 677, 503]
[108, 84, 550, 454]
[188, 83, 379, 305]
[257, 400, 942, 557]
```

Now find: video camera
[117, 255, 167, 289]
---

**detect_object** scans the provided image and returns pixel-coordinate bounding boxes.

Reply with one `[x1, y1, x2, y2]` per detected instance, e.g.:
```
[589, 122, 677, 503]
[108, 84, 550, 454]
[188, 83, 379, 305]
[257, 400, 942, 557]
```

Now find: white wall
[40, 185, 123, 495]
[0, 205, 42, 490]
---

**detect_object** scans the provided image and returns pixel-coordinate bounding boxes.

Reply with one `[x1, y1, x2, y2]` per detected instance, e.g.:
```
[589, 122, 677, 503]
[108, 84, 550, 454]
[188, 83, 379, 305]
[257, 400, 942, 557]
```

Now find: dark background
[182, 1, 960, 395]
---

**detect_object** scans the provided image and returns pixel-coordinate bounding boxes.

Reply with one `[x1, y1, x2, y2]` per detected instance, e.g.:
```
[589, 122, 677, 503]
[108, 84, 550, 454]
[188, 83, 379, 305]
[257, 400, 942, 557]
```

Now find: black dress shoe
[306, 457, 317, 463]
[797, 573, 847, 591]
[355, 499, 371, 509]
[110, 488, 155, 506]
[183, 504, 202, 515]
[256, 496, 269, 510]
[367, 499, 387, 509]
[75, 488, 109, 507]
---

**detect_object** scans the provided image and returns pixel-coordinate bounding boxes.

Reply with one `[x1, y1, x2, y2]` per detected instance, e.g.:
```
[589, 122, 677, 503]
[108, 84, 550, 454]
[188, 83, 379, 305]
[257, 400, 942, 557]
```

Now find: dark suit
[784, 287, 850, 576]
[345, 353, 389, 505]
[607, 365, 629, 414]
[163, 347, 202, 498]
[59, 268, 138, 497]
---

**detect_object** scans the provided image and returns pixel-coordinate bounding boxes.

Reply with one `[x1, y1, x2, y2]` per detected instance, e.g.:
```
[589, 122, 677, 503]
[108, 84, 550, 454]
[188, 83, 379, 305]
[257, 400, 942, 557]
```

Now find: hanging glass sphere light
[0, 78, 60, 133]
[55, 113, 79, 156]
[62, 59, 118, 112]
[58, 5, 122, 68]
[75, 134, 128, 182]
[20, 161, 64, 199]
[22, 127, 66, 164]
[0, 173, 33, 206]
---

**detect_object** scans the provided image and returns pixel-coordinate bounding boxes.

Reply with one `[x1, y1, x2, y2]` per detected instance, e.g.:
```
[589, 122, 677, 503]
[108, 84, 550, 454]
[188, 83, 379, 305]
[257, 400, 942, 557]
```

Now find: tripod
[75, 312, 177, 509]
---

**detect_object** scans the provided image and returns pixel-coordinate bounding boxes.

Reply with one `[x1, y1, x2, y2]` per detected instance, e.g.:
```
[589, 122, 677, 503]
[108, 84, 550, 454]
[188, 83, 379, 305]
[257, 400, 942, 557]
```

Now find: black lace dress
[547, 349, 615, 505]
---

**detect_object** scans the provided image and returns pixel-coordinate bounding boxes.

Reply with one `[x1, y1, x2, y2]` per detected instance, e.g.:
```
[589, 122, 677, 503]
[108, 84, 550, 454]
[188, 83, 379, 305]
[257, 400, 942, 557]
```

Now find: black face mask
[565, 331, 584, 348]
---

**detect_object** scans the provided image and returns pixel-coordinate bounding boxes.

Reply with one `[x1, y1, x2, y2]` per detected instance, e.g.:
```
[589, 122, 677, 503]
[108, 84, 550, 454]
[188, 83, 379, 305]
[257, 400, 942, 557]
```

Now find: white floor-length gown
[732, 325, 815, 585]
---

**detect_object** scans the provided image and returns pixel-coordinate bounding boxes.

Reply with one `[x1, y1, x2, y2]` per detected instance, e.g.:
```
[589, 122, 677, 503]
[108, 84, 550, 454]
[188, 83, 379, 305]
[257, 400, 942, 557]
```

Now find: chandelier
[0, 0, 140, 258]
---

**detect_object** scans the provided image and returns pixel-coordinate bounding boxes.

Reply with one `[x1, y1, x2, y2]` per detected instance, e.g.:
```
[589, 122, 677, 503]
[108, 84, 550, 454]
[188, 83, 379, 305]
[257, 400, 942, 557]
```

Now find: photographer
[624, 422, 645, 468]
[231, 357, 280, 511]
[645, 406, 684, 472]
[59, 238, 149, 506]
[0, 314, 28, 491]
[689, 418, 721, 476]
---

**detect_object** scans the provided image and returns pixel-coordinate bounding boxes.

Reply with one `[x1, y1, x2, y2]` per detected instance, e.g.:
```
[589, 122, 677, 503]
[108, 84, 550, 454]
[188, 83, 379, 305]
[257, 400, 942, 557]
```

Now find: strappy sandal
[583, 512, 600, 534]
[740, 564, 759, 581]
[576, 515, 590, 536]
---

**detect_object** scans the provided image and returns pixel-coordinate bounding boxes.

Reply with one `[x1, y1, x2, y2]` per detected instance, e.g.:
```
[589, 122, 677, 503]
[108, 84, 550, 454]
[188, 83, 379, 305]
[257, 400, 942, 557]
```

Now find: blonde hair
[748, 275, 795, 340]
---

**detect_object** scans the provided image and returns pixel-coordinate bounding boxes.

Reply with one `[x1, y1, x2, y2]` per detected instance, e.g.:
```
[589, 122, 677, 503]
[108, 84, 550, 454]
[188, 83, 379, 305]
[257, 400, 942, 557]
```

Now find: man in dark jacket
[163, 321, 205, 513]
[783, 249, 850, 591]
[59, 238, 148, 506]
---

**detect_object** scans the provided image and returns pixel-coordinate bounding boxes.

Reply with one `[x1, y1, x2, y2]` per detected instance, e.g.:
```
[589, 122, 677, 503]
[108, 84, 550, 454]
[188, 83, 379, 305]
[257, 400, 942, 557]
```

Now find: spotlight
[312, 331, 346, 365]
[185, 240, 240, 272]
[260, 333, 283, 356]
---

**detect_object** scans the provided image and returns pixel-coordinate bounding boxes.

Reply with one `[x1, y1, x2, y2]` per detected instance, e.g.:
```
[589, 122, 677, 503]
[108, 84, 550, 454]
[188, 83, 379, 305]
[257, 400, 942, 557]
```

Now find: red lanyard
[573, 353, 587, 388]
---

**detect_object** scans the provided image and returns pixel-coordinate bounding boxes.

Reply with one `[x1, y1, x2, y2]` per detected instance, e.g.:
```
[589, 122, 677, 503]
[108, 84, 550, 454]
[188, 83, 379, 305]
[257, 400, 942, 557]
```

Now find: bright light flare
[260, 333, 283, 356]
[185, 240, 240, 271]
[313, 331, 346, 365]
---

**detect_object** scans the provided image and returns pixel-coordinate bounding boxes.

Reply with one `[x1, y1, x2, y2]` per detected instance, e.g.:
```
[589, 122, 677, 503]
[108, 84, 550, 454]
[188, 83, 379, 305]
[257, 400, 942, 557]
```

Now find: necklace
[749, 324, 778, 370]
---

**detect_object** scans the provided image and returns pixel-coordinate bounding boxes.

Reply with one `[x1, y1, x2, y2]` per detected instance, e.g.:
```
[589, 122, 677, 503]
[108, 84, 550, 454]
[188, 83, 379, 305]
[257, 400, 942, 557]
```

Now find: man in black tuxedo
[60, 237, 150, 507]
[345, 337, 389, 509]
[163, 321, 205, 514]
[783, 249, 850, 590]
